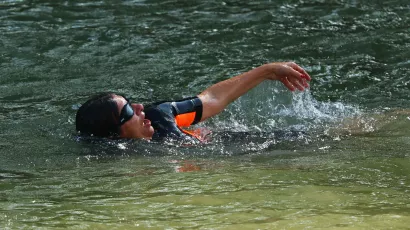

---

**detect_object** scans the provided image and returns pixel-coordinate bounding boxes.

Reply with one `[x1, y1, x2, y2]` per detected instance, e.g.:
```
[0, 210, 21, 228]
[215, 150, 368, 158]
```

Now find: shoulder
[145, 101, 174, 120]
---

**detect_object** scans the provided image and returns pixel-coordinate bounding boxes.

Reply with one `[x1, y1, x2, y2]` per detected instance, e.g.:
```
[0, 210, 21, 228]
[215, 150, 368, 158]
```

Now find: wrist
[260, 63, 277, 80]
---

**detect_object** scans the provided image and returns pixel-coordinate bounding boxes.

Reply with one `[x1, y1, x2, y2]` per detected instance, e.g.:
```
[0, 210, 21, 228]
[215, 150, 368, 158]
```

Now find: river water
[1, 0, 410, 229]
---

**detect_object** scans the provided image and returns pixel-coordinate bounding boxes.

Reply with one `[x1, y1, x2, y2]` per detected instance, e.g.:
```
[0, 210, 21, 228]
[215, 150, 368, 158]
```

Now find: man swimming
[75, 62, 311, 142]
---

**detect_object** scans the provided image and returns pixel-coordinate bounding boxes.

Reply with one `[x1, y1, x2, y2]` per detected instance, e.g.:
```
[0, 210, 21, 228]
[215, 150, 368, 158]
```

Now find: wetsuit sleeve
[171, 97, 203, 127]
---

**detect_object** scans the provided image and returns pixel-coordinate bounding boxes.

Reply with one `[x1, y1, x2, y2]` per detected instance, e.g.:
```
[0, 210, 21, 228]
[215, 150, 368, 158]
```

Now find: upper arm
[197, 94, 226, 122]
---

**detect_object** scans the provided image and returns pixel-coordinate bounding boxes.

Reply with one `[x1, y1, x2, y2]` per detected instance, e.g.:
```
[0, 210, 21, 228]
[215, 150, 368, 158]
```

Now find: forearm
[197, 64, 271, 121]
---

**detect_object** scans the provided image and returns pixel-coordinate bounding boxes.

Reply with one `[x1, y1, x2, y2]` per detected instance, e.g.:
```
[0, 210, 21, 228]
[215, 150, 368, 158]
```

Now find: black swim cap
[75, 92, 120, 137]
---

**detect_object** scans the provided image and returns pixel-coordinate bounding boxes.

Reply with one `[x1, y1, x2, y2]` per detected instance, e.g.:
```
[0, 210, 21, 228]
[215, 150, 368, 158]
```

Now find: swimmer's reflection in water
[75, 62, 311, 143]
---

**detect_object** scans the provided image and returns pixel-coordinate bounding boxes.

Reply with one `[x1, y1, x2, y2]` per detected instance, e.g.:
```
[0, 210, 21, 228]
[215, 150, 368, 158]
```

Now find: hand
[265, 62, 311, 91]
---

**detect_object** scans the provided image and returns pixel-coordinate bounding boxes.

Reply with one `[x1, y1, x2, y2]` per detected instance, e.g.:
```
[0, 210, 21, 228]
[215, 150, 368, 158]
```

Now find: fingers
[284, 62, 311, 91]
[283, 65, 310, 91]
[302, 78, 310, 88]
[291, 77, 307, 91]
[280, 78, 296, 91]
[280, 77, 306, 91]
[288, 62, 311, 81]
[286, 65, 307, 81]
[270, 62, 311, 91]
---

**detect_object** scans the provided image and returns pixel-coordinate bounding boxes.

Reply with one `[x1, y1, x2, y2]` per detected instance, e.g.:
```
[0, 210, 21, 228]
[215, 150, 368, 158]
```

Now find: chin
[143, 127, 155, 139]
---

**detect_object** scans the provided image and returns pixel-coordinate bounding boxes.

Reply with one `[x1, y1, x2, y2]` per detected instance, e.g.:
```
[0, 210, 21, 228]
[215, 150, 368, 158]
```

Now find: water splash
[207, 82, 362, 134]
[281, 90, 362, 126]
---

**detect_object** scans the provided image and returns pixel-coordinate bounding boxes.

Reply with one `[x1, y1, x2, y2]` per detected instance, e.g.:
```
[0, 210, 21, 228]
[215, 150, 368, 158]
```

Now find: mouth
[143, 119, 151, 127]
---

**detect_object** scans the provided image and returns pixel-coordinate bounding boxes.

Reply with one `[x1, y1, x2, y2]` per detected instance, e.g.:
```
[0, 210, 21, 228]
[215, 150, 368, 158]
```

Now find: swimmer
[75, 62, 311, 141]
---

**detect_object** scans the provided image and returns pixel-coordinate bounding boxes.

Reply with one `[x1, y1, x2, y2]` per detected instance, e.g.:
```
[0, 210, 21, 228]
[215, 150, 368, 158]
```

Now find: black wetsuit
[144, 96, 203, 141]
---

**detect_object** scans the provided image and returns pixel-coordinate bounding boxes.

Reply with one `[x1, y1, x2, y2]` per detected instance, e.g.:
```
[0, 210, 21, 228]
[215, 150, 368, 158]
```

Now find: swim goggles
[119, 97, 134, 125]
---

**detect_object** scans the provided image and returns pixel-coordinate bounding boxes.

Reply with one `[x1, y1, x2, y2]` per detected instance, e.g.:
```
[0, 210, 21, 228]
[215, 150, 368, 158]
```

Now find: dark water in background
[1, 0, 410, 229]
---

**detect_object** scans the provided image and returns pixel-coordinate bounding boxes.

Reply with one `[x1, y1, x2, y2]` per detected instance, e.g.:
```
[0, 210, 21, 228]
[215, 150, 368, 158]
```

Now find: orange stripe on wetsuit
[175, 112, 204, 141]
[175, 112, 196, 127]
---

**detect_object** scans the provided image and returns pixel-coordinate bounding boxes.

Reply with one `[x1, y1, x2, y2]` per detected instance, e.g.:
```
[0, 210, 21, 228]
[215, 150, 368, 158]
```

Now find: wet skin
[113, 95, 155, 139]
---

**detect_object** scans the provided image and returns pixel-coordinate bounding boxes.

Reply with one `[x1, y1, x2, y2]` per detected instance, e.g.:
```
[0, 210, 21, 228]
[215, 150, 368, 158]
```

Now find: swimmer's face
[113, 95, 154, 139]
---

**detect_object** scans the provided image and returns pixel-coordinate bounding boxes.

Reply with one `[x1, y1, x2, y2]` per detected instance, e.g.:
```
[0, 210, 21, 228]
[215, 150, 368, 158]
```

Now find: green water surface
[1, 0, 410, 229]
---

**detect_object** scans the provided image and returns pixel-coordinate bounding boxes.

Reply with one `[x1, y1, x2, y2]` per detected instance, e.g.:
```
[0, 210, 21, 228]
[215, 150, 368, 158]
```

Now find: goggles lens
[119, 102, 134, 125]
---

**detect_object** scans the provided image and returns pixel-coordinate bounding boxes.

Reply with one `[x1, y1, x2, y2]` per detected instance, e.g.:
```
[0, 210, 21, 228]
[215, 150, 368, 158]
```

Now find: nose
[131, 103, 144, 116]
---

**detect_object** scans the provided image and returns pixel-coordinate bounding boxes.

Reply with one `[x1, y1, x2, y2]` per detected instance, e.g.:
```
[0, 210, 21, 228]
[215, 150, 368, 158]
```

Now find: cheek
[129, 116, 142, 129]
